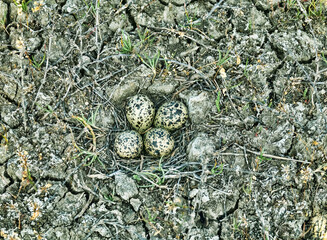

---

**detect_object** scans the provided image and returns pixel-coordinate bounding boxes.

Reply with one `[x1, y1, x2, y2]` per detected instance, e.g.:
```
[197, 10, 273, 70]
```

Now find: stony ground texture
[0, 0, 327, 239]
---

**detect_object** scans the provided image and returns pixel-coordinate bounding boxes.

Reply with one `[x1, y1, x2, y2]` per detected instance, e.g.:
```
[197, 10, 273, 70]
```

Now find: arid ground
[0, 0, 327, 239]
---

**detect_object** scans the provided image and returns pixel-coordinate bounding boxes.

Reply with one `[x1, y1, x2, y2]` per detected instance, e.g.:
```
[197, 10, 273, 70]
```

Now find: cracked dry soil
[0, 0, 327, 239]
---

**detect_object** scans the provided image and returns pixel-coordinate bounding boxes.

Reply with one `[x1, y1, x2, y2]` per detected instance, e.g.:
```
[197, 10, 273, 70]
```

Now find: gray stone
[207, 12, 232, 40]
[44, 226, 71, 239]
[95, 108, 114, 128]
[0, 103, 22, 128]
[223, 0, 252, 6]
[147, 79, 179, 95]
[187, 133, 215, 162]
[40, 153, 67, 180]
[252, 120, 294, 155]
[249, 7, 272, 30]
[293, 135, 324, 164]
[162, 4, 184, 25]
[25, 37, 42, 51]
[201, 190, 239, 220]
[270, 30, 322, 62]
[0, 32, 7, 51]
[304, 108, 327, 135]
[108, 14, 131, 33]
[108, 79, 139, 104]
[9, 27, 42, 51]
[282, 103, 309, 128]
[0, 77, 17, 100]
[35, 92, 52, 107]
[130, 198, 142, 211]
[52, 192, 86, 226]
[115, 173, 138, 201]
[160, 0, 187, 5]
[0, 145, 11, 164]
[125, 64, 153, 91]
[179, 90, 212, 124]
[62, 0, 84, 16]
[253, 0, 280, 10]
[6, 157, 23, 181]
[0, 129, 18, 164]
[248, 49, 279, 91]
[28, 0, 57, 27]
[0, 165, 10, 193]
[48, 35, 69, 62]
[131, 1, 184, 27]
[126, 225, 147, 240]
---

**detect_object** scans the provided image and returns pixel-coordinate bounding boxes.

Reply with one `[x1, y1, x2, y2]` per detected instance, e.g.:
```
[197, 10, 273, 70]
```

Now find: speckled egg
[144, 128, 174, 157]
[114, 130, 143, 158]
[154, 101, 188, 131]
[126, 95, 155, 134]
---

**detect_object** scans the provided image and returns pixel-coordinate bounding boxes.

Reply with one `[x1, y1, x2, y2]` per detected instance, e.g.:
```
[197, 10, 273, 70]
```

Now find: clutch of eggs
[115, 95, 188, 159]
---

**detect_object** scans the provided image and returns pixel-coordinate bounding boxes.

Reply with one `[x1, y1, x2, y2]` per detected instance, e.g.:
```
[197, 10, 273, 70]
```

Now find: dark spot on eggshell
[114, 130, 143, 158]
[154, 101, 188, 131]
[126, 94, 155, 134]
[144, 128, 174, 157]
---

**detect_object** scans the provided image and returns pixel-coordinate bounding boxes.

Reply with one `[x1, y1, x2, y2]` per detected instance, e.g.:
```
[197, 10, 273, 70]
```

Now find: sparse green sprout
[136, 27, 156, 51]
[143, 172, 165, 185]
[133, 164, 166, 187]
[72, 111, 104, 168]
[0, 124, 8, 146]
[0, 16, 6, 30]
[256, 148, 272, 167]
[137, 27, 153, 43]
[36, 103, 54, 114]
[145, 50, 160, 74]
[286, 0, 296, 9]
[303, 87, 309, 100]
[181, 9, 201, 29]
[216, 49, 231, 67]
[244, 58, 249, 78]
[32, 53, 46, 70]
[13, 0, 33, 13]
[258, 153, 272, 164]
[133, 174, 142, 181]
[232, 217, 241, 232]
[82, 0, 99, 18]
[211, 162, 224, 175]
[247, 19, 252, 32]
[102, 188, 115, 202]
[138, 50, 160, 82]
[322, 52, 327, 65]
[162, 56, 171, 71]
[308, 0, 326, 19]
[119, 31, 134, 54]
[133, 171, 164, 187]
[145, 207, 157, 223]
[156, 157, 165, 184]
[74, 150, 99, 166]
